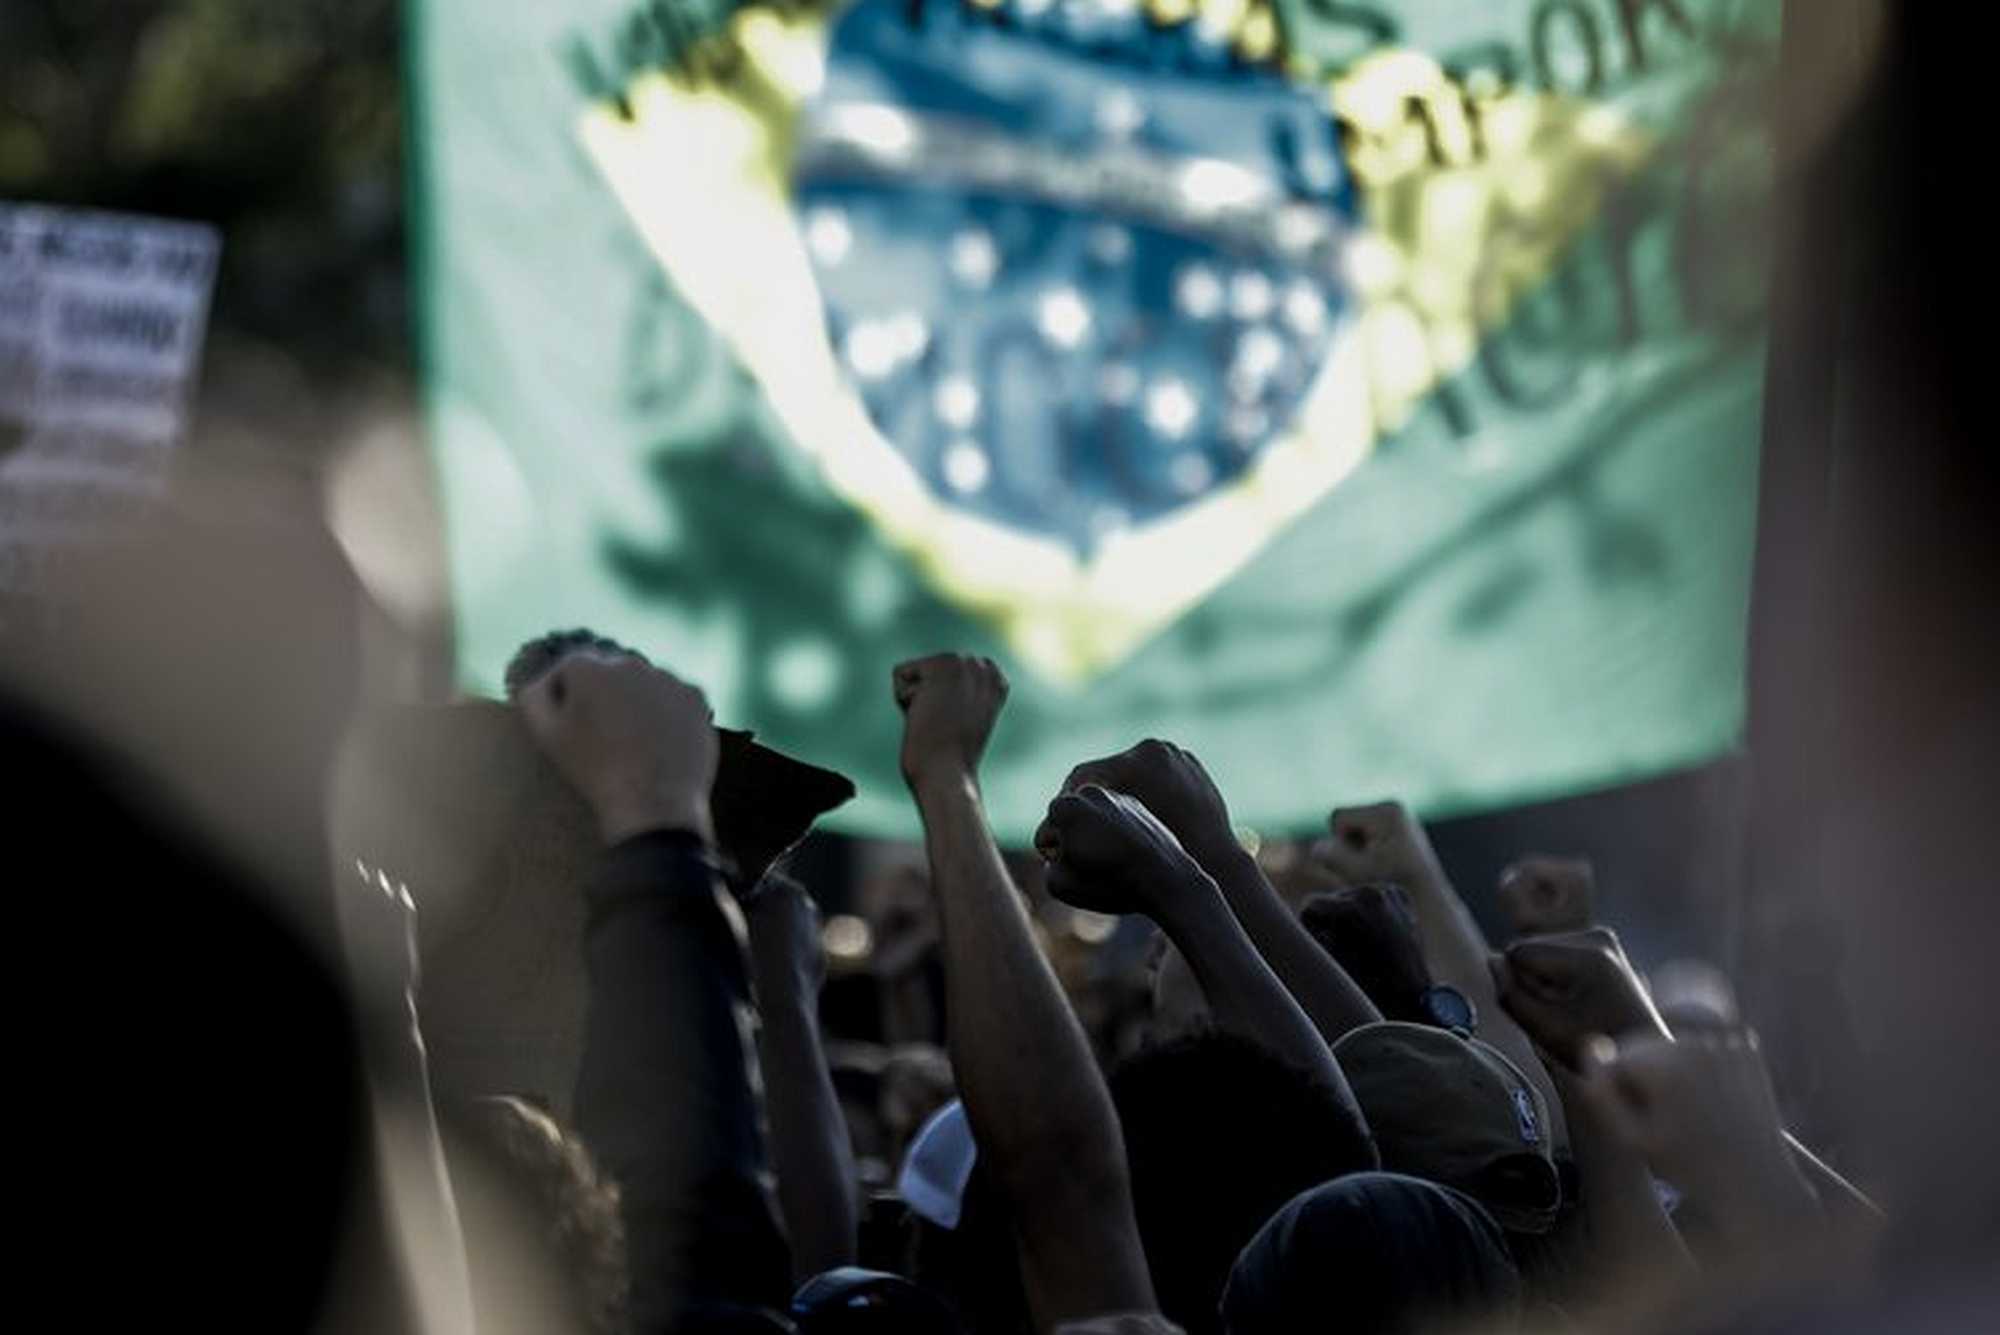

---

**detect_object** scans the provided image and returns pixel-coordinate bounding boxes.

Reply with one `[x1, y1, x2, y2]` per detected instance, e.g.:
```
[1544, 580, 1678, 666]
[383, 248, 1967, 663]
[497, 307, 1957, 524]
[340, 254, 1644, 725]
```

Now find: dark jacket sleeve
[572, 829, 793, 1329]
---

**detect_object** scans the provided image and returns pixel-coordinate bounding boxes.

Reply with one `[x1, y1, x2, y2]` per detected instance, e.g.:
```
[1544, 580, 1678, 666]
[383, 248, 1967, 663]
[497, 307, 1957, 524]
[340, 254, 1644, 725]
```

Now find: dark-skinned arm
[896, 655, 1158, 1333]
[1038, 784, 1376, 1166]
[1320, 801, 1569, 1148]
[1062, 741, 1381, 1045]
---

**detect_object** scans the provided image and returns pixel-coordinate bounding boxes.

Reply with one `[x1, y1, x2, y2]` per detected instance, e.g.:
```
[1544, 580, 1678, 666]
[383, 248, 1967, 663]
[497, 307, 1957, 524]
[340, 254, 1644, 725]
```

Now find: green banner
[411, 0, 1779, 840]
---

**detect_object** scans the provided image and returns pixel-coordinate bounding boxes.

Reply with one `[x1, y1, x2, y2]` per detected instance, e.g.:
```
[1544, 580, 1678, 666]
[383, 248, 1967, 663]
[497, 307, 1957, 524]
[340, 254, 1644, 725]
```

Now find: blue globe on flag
[794, 0, 1357, 556]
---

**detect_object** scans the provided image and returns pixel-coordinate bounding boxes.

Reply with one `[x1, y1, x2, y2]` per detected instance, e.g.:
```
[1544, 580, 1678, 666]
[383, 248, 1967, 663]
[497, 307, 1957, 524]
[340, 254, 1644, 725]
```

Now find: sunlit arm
[914, 770, 1156, 1330]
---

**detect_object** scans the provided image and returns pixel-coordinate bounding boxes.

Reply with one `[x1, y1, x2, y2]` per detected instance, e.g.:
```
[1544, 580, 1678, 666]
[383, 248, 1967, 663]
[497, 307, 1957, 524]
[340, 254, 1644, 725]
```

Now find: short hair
[443, 1095, 629, 1335]
[1222, 1172, 1523, 1334]
[504, 628, 636, 698]
[1108, 1030, 1379, 1335]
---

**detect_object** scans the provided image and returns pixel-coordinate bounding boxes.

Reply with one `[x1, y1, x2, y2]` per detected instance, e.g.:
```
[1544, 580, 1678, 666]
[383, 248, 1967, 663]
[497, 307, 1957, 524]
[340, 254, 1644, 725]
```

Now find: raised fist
[517, 648, 717, 846]
[1315, 800, 1447, 896]
[1496, 855, 1597, 938]
[1494, 925, 1669, 1068]
[1566, 1029, 1804, 1221]
[1035, 784, 1202, 917]
[892, 654, 1009, 788]
[1059, 739, 1236, 869]
[1298, 883, 1432, 1022]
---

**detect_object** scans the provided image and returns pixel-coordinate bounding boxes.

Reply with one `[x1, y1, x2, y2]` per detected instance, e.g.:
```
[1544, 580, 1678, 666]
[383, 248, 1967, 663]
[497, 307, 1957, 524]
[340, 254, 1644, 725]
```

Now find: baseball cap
[898, 1099, 978, 1230]
[1332, 1021, 1560, 1234]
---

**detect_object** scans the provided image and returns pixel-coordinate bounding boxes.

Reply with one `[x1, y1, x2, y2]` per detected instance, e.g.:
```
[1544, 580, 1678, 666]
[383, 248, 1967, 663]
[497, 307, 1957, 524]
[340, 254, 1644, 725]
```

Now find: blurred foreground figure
[3, 686, 377, 1327]
[14, 484, 362, 917]
[4, 472, 473, 1333]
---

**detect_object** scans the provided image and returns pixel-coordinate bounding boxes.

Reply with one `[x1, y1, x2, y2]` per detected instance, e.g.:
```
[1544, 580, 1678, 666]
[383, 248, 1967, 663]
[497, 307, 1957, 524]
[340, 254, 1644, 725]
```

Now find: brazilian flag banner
[411, 0, 1780, 840]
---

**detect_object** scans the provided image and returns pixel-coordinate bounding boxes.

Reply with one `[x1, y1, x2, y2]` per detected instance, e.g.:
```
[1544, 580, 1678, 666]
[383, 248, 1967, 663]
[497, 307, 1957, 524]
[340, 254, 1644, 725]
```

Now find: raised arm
[741, 869, 860, 1281]
[1572, 1030, 1823, 1265]
[893, 655, 1157, 1332]
[1500, 926, 1884, 1240]
[1036, 784, 1376, 1166]
[517, 650, 791, 1328]
[1548, 1039, 1696, 1314]
[1318, 801, 1568, 1147]
[1493, 925, 1674, 1070]
[1061, 741, 1381, 1044]
[1492, 925, 1701, 1315]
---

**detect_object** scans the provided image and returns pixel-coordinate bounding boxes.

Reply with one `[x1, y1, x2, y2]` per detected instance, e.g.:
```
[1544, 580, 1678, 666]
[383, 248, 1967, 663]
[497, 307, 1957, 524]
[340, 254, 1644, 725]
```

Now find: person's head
[1222, 1172, 1523, 1334]
[1297, 883, 1433, 1023]
[6, 688, 376, 1328]
[1109, 1030, 1380, 1335]
[442, 1095, 629, 1335]
[1330, 1023, 1560, 1237]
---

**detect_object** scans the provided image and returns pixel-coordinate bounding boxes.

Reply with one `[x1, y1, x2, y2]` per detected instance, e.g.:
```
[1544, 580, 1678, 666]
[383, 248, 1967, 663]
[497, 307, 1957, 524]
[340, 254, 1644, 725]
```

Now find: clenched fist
[1297, 883, 1432, 1023]
[516, 647, 717, 846]
[1059, 739, 1237, 870]
[1566, 1029, 1808, 1226]
[1035, 784, 1202, 917]
[1493, 925, 1669, 1068]
[892, 654, 1009, 789]
[1496, 855, 1597, 938]
[1314, 800, 1448, 896]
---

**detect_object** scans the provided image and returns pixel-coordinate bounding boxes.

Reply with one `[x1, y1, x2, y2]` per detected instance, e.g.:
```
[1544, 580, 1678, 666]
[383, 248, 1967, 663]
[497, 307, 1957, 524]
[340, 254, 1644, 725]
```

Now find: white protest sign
[0, 204, 219, 599]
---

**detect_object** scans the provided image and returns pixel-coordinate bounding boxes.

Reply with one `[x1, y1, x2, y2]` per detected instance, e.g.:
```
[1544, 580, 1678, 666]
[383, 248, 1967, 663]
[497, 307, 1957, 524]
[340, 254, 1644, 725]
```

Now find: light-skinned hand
[892, 654, 1008, 790]
[517, 649, 717, 846]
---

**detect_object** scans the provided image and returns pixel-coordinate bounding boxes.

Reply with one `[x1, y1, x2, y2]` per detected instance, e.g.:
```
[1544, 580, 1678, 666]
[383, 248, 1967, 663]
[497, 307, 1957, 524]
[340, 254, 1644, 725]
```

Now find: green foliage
[0, 0, 407, 379]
